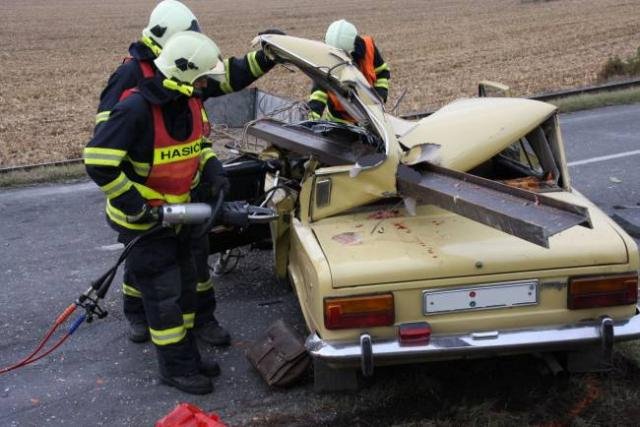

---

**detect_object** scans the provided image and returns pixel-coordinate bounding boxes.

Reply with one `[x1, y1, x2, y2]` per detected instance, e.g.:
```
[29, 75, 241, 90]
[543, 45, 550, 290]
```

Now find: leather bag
[246, 319, 311, 387]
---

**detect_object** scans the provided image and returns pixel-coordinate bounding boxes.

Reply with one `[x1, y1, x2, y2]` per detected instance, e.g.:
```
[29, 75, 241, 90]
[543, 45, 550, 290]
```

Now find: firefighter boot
[198, 359, 221, 378]
[159, 372, 213, 395]
[127, 319, 150, 343]
[194, 320, 231, 346]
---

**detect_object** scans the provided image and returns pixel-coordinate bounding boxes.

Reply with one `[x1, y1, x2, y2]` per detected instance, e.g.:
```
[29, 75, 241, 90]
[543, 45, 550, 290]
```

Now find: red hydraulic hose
[0, 303, 78, 375]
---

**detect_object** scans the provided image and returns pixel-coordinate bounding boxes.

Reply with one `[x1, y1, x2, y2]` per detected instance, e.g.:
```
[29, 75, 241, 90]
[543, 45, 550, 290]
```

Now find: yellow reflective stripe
[200, 147, 216, 171]
[190, 170, 201, 190]
[163, 78, 194, 97]
[95, 111, 111, 124]
[374, 78, 389, 89]
[247, 51, 264, 78]
[308, 111, 322, 120]
[220, 59, 233, 94]
[201, 107, 209, 124]
[183, 313, 195, 329]
[309, 90, 328, 104]
[131, 183, 190, 204]
[126, 157, 150, 177]
[153, 139, 201, 165]
[374, 63, 389, 74]
[83, 147, 126, 167]
[122, 283, 142, 298]
[326, 109, 353, 125]
[149, 325, 186, 346]
[196, 278, 214, 292]
[140, 35, 162, 57]
[106, 200, 156, 230]
[100, 172, 133, 200]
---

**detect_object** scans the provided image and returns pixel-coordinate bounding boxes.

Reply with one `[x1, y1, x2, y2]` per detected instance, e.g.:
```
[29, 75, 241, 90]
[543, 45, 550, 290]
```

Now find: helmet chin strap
[140, 35, 162, 57]
[162, 78, 195, 97]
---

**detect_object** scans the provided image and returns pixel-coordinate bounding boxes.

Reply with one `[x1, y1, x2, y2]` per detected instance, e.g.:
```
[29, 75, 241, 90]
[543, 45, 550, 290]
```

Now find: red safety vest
[120, 84, 204, 207]
[144, 96, 203, 205]
[327, 36, 377, 122]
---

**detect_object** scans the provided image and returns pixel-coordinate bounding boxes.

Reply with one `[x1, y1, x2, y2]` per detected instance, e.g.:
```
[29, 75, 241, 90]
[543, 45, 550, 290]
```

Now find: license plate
[423, 280, 538, 315]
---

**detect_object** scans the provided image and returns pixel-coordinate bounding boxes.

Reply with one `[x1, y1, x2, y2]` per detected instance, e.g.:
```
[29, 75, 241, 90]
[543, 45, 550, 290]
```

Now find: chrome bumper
[306, 313, 640, 370]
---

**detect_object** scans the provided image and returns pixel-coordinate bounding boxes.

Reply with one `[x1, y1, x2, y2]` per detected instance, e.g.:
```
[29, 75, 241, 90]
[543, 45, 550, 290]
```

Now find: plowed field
[1, 0, 639, 167]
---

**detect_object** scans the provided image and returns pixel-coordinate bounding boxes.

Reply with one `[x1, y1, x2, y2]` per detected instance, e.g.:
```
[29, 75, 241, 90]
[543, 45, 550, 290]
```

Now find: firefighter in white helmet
[93, 0, 280, 352]
[308, 19, 391, 123]
[85, 31, 254, 394]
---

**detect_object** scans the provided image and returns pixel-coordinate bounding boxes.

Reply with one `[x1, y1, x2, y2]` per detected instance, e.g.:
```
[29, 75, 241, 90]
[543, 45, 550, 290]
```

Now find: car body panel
[397, 97, 557, 171]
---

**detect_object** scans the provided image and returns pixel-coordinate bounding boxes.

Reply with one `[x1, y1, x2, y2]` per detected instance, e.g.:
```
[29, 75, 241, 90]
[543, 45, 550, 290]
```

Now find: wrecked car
[216, 35, 640, 391]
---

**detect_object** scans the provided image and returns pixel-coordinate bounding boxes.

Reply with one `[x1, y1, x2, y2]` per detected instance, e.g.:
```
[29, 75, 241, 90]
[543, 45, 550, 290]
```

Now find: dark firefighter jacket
[85, 48, 275, 232]
[95, 40, 275, 131]
[307, 35, 390, 123]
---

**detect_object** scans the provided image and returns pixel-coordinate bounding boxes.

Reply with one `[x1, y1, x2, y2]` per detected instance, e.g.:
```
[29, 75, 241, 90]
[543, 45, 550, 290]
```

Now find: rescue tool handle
[157, 203, 213, 225]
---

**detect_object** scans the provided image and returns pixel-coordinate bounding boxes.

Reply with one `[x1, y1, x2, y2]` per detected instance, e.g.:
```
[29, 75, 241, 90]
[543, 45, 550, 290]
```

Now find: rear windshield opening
[469, 116, 564, 192]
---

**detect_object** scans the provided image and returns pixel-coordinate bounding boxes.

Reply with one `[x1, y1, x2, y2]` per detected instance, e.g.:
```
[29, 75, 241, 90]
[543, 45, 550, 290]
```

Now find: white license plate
[423, 280, 538, 315]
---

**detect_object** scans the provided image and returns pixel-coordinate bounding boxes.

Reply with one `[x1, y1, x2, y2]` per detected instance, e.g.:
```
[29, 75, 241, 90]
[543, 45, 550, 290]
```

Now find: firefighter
[94, 0, 278, 347]
[84, 31, 239, 394]
[307, 19, 390, 123]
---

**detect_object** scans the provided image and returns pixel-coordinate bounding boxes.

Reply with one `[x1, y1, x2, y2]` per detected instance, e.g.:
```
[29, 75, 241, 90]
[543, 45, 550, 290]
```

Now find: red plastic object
[155, 403, 226, 427]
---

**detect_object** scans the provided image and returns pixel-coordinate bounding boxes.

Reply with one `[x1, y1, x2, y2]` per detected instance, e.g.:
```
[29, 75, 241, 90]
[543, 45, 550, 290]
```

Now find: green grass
[551, 87, 640, 113]
[0, 162, 87, 188]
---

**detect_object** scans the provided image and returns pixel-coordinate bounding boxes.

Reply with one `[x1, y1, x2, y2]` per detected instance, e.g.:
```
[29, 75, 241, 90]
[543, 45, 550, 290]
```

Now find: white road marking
[99, 243, 124, 251]
[567, 149, 640, 167]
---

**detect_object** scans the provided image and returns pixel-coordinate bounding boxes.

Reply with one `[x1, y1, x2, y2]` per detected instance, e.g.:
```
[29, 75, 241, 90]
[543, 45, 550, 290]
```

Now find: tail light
[398, 322, 432, 345]
[324, 293, 394, 330]
[568, 273, 638, 309]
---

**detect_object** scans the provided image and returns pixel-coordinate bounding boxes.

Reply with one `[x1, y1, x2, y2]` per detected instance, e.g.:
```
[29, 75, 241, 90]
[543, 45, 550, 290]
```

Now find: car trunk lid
[310, 194, 628, 288]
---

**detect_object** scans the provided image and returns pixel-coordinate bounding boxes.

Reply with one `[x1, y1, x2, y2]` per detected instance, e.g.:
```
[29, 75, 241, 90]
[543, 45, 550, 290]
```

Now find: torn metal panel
[247, 119, 376, 165]
[397, 164, 592, 248]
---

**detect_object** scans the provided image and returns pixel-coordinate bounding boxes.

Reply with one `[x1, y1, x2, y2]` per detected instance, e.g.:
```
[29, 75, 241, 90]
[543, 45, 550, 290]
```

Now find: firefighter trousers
[119, 227, 201, 377]
[122, 229, 218, 329]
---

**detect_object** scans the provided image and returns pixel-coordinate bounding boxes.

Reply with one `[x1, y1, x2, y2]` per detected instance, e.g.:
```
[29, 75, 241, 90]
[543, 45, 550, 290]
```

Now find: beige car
[240, 35, 640, 390]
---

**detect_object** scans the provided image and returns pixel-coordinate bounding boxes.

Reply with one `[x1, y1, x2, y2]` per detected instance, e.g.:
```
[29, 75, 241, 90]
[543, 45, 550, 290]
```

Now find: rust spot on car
[332, 232, 363, 245]
[354, 224, 363, 228]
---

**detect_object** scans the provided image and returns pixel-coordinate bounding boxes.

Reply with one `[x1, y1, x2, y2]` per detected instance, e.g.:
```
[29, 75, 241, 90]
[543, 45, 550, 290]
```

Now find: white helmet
[325, 19, 358, 53]
[154, 31, 225, 85]
[142, 0, 200, 50]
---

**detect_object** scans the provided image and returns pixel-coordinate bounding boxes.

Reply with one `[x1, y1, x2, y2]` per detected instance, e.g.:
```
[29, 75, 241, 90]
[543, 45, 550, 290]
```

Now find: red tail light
[568, 273, 638, 309]
[324, 294, 394, 330]
[398, 322, 432, 345]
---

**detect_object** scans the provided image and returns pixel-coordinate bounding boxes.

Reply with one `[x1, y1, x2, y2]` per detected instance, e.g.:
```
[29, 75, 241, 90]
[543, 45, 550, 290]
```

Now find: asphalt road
[1, 103, 640, 426]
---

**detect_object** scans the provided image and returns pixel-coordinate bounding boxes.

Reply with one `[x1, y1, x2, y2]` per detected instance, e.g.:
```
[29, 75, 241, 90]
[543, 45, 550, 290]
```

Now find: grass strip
[551, 87, 640, 113]
[0, 163, 87, 188]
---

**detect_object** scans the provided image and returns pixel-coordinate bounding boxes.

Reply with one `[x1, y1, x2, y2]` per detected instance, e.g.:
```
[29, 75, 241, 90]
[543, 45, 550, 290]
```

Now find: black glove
[220, 201, 250, 228]
[258, 29, 286, 36]
[126, 203, 159, 224]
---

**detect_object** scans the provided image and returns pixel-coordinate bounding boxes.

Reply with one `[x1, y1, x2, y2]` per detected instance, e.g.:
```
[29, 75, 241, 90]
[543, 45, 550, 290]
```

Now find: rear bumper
[306, 312, 640, 369]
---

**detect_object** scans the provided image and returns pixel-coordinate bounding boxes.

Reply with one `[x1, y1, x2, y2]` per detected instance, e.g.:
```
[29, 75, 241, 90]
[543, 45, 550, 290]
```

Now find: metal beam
[247, 119, 361, 165]
[397, 165, 591, 248]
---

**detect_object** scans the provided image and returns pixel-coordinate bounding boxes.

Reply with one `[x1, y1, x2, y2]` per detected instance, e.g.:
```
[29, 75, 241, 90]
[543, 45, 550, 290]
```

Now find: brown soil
[1, 0, 639, 167]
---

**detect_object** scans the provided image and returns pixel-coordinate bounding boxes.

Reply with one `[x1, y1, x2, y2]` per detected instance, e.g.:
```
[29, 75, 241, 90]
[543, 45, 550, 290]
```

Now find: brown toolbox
[246, 319, 311, 387]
